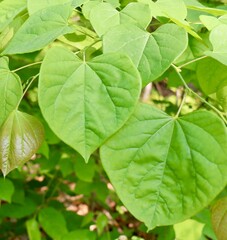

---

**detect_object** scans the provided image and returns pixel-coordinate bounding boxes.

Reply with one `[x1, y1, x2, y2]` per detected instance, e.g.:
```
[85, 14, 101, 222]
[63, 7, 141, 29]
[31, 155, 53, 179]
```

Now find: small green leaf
[38, 207, 68, 240]
[0, 178, 14, 202]
[174, 219, 204, 240]
[103, 23, 188, 85]
[90, 2, 151, 36]
[27, 0, 73, 15]
[100, 103, 227, 230]
[26, 218, 41, 240]
[2, 4, 73, 55]
[211, 197, 227, 240]
[196, 57, 227, 95]
[217, 85, 227, 112]
[200, 15, 220, 31]
[0, 56, 22, 127]
[39, 46, 141, 161]
[0, 110, 45, 176]
[0, 0, 26, 32]
[96, 213, 108, 235]
[61, 230, 96, 240]
[206, 24, 227, 65]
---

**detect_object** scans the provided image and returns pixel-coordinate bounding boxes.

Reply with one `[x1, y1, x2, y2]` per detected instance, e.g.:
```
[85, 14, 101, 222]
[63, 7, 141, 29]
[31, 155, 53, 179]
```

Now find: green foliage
[0, 0, 226, 239]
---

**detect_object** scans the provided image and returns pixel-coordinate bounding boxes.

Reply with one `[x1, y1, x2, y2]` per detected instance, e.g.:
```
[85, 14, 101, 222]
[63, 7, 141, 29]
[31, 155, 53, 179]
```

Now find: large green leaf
[26, 218, 41, 240]
[211, 197, 227, 240]
[0, 110, 44, 176]
[100, 103, 227, 230]
[206, 24, 227, 65]
[0, 0, 26, 32]
[103, 23, 188, 86]
[38, 207, 68, 240]
[0, 56, 22, 127]
[38, 47, 141, 161]
[89, 2, 151, 36]
[2, 4, 73, 55]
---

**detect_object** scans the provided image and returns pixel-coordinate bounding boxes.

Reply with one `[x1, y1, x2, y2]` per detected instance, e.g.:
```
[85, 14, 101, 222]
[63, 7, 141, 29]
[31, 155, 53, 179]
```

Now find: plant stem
[175, 91, 187, 118]
[12, 61, 42, 72]
[172, 64, 227, 124]
[16, 73, 39, 109]
[178, 55, 207, 69]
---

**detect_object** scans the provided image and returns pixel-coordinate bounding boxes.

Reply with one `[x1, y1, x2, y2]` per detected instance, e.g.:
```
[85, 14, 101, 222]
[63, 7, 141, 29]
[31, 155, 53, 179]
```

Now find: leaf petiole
[12, 61, 42, 73]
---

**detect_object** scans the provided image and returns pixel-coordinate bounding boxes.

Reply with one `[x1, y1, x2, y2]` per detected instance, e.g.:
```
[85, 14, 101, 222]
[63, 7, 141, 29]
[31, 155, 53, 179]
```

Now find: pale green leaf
[199, 15, 220, 30]
[100, 103, 227, 230]
[0, 110, 45, 176]
[196, 57, 227, 95]
[38, 207, 68, 240]
[38, 47, 141, 161]
[174, 219, 204, 240]
[82, 0, 101, 20]
[0, 0, 26, 32]
[26, 218, 41, 240]
[27, 0, 73, 15]
[90, 2, 151, 36]
[187, 5, 227, 16]
[61, 230, 96, 240]
[0, 178, 14, 202]
[206, 24, 227, 65]
[103, 23, 188, 85]
[0, 56, 23, 127]
[217, 85, 227, 112]
[211, 197, 227, 240]
[2, 4, 73, 55]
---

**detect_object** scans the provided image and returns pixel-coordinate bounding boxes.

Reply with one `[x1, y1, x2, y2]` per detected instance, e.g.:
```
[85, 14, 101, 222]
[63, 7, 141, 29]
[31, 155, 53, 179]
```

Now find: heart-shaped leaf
[211, 197, 227, 240]
[100, 103, 227, 230]
[0, 110, 45, 176]
[38, 46, 141, 161]
[0, 56, 22, 127]
[89, 2, 151, 36]
[103, 23, 188, 86]
[206, 24, 227, 65]
[2, 4, 73, 55]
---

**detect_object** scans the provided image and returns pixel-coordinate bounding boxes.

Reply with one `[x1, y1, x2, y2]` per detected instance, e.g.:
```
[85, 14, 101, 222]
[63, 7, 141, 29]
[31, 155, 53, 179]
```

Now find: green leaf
[103, 23, 188, 86]
[26, 218, 41, 240]
[0, 110, 45, 176]
[186, 4, 227, 16]
[217, 85, 227, 112]
[27, 0, 73, 15]
[174, 219, 204, 240]
[0, 56, 22, 127]
[100, 103, 227, 230]
[199, 15, 220, 31]
[196, 57, 227, 95]
[0, 178, 14, 202]
[74, 155, 96, 182]
[61, 230, 96, 240]
[96, 213, 108, 235]
[211, 197, 227, 240]
[38, 46, 141, 161]
[0, 0, 26, 32]
[38, 207, 68, 240]
[206, 24, 227, 65]
[82, 0, 101, 20]
[2, 4, 73, 55]
[90, 2, 151, 36]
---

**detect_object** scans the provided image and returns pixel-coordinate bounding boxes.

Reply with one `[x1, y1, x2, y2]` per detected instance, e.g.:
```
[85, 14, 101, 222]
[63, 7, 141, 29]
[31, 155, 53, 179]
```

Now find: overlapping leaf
[0, 110, 45, 176]
[0, 56, 22, 127]
[100, 103, 227, 229]
[38, 47, 141, 161]
[0, 0, 26, 32]
[2, 4, 73, 55]
[103, 23, 188, 86]
[206, 24, 227, 65]
[89, 2, 151, 36]
[211, 197, 227, 240]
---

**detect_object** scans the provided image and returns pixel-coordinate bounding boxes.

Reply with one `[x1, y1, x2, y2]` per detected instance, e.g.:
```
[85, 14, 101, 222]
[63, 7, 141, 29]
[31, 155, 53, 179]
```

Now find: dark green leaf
[0, 178, 14, 202]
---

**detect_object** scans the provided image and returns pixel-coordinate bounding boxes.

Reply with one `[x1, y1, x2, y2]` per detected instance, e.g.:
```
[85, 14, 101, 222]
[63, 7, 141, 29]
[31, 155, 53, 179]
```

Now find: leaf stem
[175, 91, 187, 118]
[16, 73, 39, 109]
[172, 64, 227, 124]
[178, 55, 207, 69]
[12, 61, 42, 73]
